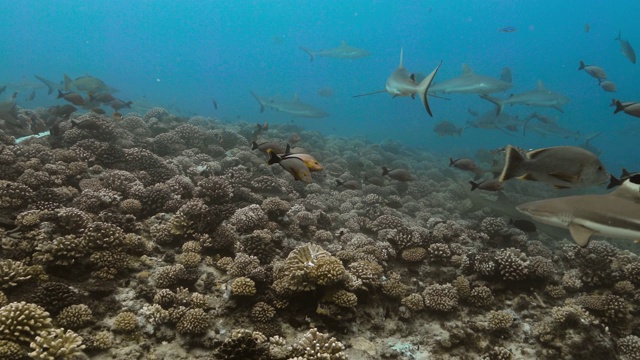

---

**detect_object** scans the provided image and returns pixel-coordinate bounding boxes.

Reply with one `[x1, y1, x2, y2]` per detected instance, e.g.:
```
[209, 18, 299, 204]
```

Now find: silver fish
[599, 80, 617, 92]
[615, 31, 636, 64]
[250, 92, 328, 118]
[300, 41, 370, 62]
[382, 166, 413, 182]
[578, 60, 607, 80]
[613, 99, 640, 118]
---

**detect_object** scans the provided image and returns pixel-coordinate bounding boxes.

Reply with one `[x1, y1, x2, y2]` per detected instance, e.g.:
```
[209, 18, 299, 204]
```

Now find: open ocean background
[1, 0, 638, 171]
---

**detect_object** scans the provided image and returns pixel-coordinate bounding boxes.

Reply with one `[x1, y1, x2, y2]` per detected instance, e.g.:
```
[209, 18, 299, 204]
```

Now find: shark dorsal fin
[462, 64, 473, 75]
[398, 48, 404, 68]
[293, 93, 300, 102]
[537, 80, 545, 90]
[341, 40, 347, 46]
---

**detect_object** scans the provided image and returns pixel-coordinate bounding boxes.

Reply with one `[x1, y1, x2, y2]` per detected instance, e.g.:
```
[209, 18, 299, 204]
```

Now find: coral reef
[0, 108, 637, 359]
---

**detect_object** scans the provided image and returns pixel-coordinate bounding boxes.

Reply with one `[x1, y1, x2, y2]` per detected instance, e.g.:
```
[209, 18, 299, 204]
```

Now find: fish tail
[469, 181, 480, 191]
[382, 167, 390, 176]
[57, 89, 64, 99]
[34, 75, 54, 95]
[578, 60, 586, 70]
[249, 91, 265, 113]
[266, 149, 281, 165]
[607, 175, 622, 189]
[251, 141, 259, 150]
[63, 74, 73, 91]
[336, 179, 344, 187]
[613, 100, 625, 114]
[499, 145, 525, 182]
[125, 101, 133, 108]
[479, 94, 505, 116]
[615, 31, 621, 41]
[449, 158, 455, 167]
[299, 47, 315, 62]
[416, 61, 442, 117]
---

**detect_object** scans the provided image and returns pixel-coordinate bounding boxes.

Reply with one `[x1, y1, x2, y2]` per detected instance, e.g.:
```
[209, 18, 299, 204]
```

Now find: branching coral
[28, 328, 86, 360]
[288, 328, 347, 360]
[0, 302, 53, 343]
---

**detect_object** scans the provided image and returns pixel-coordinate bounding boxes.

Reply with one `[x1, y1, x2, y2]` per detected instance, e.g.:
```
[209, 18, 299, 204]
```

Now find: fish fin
[285, 144, 291, 155]
[568, 223, 595, 247]
[266, 149, 281, 165]
[479, 94, 505, 116]
[461, 64, 473, 75]
[469, 181, 480, 191]
[336, 179, 344, 186]
[622, 168, 631, 177]
[525, 148, 552, 160]
[449, 158, 456, 167]
[57, 89, 65, 99]
[608, 175, 623, 189]
[613, 100, 625, 114]
[517, 173, 537, 181]
[398, 48, 404, 68]
[382, 167, 390, 176]
[416, 61, 442, 117]
[249, 91, 265, 113]
[299, 47, 315, 62]
[536, 80, 545, 90]
[548, 172, 579, 183]
[499, 145, 525, 181]
[553, 105, 565, 113]
[410, 73, 416, 82]
[63, 74, 73, 91]
[578, 60, 586, 70]
[251, 141, 259, 150]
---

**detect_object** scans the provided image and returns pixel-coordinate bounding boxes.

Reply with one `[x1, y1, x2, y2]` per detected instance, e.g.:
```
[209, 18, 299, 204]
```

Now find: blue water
[1, 1, 638, 170]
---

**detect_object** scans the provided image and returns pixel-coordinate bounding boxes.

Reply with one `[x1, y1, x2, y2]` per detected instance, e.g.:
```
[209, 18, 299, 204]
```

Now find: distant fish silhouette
[212, 98, 218, 110]
[498, 26, 517, 33]
[584, 23, 590, 33]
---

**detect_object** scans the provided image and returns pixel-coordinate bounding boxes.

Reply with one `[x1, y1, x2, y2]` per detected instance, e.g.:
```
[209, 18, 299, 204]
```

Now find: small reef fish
[364, 175, 385, 186]
[266, 149, 312, 183]
[578, 60, 607, 80]
[112, 112, 123, 121]
[109, 98, 133, 111]
[498, 26, 517, 33]
[336, 179, 362, 190]
[599, 80, 617, 92]
[91, 108, 106, 115]
[299, 41, 370, 62]
[615, 31, 636, 64]
[252, 122, 269, 139]
[510, 219, 537, 233]
[252, 141, 285, 155]
[450, 158, 484, 180]
[317, 87, 334, 98]
[434, 121, 464, 137]
[279, 145, 323, 172]
[288, 133, 302, 145]
[57, 90, 85, 106]
[382, 166, 414, 182]
[608, 168, 640, 189]
[64, 74, 118, 94]
[51, 104, 77, 119]
[469, 179, 503, 192]
[613, 99, 640, 118]
[499, 145, 609, 189]
[89, 92, 116, 104]
[353, 48, 441, 117]
[71, 118, 105, 131]
[517, 178, 640, 246]
[584, 23, 590, 33]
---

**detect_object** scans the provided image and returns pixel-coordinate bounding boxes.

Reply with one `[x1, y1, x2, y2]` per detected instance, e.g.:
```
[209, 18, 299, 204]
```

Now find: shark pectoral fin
[568, 224, 595, 247]
[549, 172, 578, 183]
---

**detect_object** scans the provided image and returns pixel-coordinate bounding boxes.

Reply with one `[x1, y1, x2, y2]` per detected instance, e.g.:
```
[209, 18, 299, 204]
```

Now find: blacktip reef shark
[428, 64, 512, 95]
[299, 41, 370, 62]
[480, 80, 570, 116]
[249, 91, 329, 118]
[353, 48, 442, 117]
[516, 176, 640, 247]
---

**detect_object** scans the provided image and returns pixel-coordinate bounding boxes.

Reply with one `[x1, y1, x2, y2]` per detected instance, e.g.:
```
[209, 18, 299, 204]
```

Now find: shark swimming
[516, 178, 640, 247]
[299, 41, 370, 62]
[481, 80, 570, 116]
[250, 91, 329, 118]
[353, 48, 442, 117]
[429, 64, 512, 95]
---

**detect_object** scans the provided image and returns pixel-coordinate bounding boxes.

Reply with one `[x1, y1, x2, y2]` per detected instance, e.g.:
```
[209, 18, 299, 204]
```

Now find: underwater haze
[1, 1, 639, 168]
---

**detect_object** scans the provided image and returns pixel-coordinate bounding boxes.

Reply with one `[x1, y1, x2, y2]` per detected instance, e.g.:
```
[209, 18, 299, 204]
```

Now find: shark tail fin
[249, 91, 265, 113]
[34, 75, 54, 95]
[499, 145, 525, 182]
[299, 47, 315, 62]
[613, 100, 625, 114]
[480, 94, 505, 116]
[416, 61, 442, 117]
[63, 74, 73, 91]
